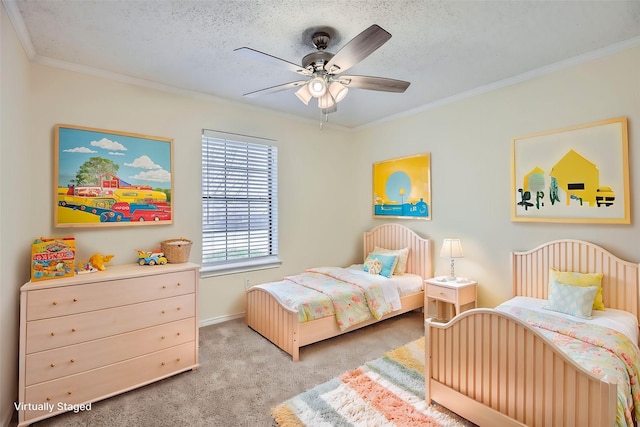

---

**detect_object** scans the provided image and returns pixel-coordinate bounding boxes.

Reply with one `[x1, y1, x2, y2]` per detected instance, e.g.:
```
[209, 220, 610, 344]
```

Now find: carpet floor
[20, 311, 473, 426]
[272, 337, 471, 427]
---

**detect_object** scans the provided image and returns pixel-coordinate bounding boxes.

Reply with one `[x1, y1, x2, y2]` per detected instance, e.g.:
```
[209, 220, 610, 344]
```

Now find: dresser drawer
[426, 284, 457, 302]
[25, 317, 195, 386]
[27, 270, 195, 321]
[26, 294, 195, 353]
[23, 342, 197, 422]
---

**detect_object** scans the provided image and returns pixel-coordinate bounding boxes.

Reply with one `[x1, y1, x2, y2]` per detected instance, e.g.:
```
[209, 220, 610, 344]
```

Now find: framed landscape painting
[511, 117, 629, 224]
[373, 153, 431, 220]
[54, 124, 173, 227]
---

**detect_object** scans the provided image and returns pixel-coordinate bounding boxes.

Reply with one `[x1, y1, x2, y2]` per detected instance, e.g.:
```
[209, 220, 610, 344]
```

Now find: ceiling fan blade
[242, 80, 308, 98]
[324, 25, 391, 75]
[234, 47, 311, 76]
[339, 75, 410, 93]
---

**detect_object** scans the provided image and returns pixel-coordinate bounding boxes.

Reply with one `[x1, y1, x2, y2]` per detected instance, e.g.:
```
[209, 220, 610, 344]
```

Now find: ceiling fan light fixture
[317, 92, 335, 109]
[328, 81, 348, 103]
[308, 76, 327, 97]
[295, 84, 312, 105]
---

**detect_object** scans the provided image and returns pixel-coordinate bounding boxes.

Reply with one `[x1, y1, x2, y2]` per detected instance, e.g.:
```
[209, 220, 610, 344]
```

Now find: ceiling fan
[234, 24, 410, 117]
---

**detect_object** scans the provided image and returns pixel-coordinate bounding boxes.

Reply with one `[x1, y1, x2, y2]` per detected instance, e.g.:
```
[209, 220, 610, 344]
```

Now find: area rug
[272, 337, 469, 426]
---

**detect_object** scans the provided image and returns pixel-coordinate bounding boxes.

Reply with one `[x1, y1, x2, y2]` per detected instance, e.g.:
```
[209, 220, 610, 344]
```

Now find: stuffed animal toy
[89, 253, 114, 271]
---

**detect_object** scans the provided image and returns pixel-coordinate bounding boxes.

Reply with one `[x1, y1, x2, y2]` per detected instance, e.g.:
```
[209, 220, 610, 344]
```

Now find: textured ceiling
[6, 0, 640, 128]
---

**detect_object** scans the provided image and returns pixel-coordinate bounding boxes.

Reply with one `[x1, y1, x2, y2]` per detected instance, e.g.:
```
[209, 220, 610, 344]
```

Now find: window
[201, 130, 279, 275]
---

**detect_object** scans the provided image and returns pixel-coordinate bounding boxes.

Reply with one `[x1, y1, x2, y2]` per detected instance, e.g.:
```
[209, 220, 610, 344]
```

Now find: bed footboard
[425, 309, 617, 427]
[245, 286, 300, 361]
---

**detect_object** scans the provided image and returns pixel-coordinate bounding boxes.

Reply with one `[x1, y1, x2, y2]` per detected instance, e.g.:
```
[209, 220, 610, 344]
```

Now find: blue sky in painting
[57, 127, 172, 190]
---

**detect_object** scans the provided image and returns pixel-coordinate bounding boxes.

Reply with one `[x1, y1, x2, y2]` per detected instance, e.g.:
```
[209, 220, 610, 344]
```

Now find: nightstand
[425, 277, 477, 321]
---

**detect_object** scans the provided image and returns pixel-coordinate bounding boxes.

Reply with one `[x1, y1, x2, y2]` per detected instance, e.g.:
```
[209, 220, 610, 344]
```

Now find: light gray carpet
[22, 311, 448, 427]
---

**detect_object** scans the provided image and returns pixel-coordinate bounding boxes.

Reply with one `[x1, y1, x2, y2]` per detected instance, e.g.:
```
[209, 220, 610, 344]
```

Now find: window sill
[199, 256, 282, 278]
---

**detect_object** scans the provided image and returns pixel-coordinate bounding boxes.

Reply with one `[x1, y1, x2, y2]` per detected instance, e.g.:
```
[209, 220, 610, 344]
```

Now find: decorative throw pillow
[364, 258, 383, 275]
[545, 281, 599, 319]
[373, 246, 410, 275]
[549, 268, 605, 310]
[363, 253, 398, 278]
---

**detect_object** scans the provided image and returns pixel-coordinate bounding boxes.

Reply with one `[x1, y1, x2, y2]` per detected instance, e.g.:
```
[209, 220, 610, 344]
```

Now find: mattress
[497, 296, 639, 346]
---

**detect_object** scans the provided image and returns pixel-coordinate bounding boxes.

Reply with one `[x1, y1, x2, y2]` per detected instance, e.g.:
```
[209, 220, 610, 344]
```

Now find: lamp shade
[440, 239, 464, 258]
[317, 92, 335, 109]
[328, 81, 348, 103]
[294, 84, 312, 105]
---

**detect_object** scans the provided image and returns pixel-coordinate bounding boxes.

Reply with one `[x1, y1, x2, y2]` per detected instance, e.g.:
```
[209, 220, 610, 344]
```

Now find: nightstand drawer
[426, 284, 457, 302]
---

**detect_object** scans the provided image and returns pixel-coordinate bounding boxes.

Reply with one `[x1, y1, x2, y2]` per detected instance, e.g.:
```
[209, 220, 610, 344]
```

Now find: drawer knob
[50, 332, 55, 336]
[46, 397, 51, 401]
[73, 298, 78, 302]
[71, 328, 77, 333]
[176, 332, 180, 336]
[177, 307, 181, 311]
[52, 301, 58, 306]
[176, 358, 181, 362]
[440, 292, 444, 295]
[67, 391, 72, 396]
[70, 359, 75, 363]
[161, 310, 165, 314]
[50, 363, 55, 367]
[161, 362, 166, 366]
[161, 336, 166, 340]
[162, 285, 167, 289]
[177, 282, 181, 287]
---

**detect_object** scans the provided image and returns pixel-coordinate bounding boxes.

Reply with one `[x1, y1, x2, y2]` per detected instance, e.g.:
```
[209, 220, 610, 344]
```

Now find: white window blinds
[201, 130, 279, 272]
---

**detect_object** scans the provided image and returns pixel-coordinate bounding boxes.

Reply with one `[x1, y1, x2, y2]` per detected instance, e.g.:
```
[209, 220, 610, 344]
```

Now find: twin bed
[426, 239, 640, 427]
[245, 223, 431, 361]
[246, 226, 640, 426]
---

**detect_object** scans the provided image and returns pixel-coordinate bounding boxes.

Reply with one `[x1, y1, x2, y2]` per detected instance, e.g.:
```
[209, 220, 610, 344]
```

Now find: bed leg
[424, 319, 432, 404]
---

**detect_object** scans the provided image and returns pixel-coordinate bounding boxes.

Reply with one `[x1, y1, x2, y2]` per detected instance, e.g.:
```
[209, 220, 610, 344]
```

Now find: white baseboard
[199, 312, 244, 328]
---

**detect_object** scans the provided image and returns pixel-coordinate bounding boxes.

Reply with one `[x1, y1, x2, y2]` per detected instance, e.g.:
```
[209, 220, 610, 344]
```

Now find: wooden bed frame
[425, 239, 640, 427]
[246, 223, 432, 361]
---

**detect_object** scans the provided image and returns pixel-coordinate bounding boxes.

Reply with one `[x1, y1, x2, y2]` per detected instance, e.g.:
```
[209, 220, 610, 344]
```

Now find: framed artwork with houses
[511, 117, 629, 224]
[54, 124, 173, 228]
[373, 153, 431, 220]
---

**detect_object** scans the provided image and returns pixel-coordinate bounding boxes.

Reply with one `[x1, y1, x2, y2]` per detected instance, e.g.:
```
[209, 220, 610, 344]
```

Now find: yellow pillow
[549, 268, 604, 310]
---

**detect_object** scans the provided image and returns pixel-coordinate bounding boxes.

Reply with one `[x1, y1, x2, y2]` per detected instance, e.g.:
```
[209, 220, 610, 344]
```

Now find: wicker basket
[161, 238, 192, 263]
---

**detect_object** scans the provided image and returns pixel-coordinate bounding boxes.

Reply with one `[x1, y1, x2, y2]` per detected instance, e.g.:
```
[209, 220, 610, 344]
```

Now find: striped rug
[272, 337, 468, 427]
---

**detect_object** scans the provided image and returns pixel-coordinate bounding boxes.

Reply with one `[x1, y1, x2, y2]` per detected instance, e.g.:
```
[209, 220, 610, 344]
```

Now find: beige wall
[353, 45, 640, 307]
[3, 3, 640, 424]
[1, 5, 34, 426]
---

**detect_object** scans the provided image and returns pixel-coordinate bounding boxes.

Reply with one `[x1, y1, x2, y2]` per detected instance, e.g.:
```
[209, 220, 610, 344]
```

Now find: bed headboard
[512, 239, 640, 321]
[363, 223, 432, 280]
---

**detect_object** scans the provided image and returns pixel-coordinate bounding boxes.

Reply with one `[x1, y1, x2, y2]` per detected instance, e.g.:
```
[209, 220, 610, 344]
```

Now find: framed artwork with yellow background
[373, 153, 431, 220]
[511, 117, 629, 224]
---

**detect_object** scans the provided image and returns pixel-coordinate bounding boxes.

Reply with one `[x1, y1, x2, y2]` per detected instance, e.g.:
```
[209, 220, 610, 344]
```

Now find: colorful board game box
[31, 237, 75, 281]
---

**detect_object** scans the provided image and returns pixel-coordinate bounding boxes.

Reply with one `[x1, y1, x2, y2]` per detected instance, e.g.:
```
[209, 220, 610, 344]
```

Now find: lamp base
[444, 275, 457, 281]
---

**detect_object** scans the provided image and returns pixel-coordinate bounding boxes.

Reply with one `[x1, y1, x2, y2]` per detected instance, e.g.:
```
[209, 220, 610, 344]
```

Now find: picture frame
[54, 124, 173, 228]
[373, 153, 431, 220]
[511, 117, 629, 224]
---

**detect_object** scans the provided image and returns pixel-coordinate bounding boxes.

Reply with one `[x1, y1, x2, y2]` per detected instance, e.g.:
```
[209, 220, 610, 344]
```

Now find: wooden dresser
[17, 262, 200, 426]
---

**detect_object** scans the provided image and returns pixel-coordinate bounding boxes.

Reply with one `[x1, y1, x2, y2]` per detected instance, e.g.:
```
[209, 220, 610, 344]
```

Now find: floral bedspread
[282, 267, 393, 331]
[499, 304, 640, 427]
